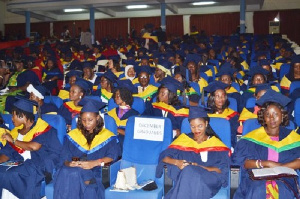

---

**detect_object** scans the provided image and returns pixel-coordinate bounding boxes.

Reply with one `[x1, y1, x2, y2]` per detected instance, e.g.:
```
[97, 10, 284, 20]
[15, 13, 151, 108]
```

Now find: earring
[79, 96, 82, 99]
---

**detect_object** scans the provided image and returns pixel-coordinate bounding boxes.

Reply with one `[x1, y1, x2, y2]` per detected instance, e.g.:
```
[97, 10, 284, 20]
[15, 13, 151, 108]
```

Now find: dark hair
[11, 106, 35, 122]
[101, 76, 114, 90]
[257, 102, 289, 127]
[188, 117, 220, 139]
[112, 87, 133, 106]
[77, 112, 104, 145]
[157, 85, 181, 106]
[72, 84, 87, 98]
[207, 90, 229, 113]
[112, 60, 121, 72]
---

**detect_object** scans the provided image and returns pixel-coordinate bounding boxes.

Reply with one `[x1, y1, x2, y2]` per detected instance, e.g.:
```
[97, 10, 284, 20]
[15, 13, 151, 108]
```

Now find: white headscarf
[124, 65, 136, 81]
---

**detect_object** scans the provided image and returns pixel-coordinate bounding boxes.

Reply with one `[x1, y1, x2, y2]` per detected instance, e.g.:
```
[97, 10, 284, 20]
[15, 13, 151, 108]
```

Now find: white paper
[133, 117, 165, 141]
[252, 166, 298, 177]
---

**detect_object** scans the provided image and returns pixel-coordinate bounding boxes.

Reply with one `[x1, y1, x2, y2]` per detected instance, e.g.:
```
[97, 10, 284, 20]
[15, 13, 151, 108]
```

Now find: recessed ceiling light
[126, 5, 148, 9]
[64, 9, 84, 13]
[192, 1, 216, 6]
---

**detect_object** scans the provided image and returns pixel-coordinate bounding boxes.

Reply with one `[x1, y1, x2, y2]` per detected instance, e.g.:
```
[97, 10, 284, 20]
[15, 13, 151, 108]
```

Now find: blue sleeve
[0, 144, 24, 162]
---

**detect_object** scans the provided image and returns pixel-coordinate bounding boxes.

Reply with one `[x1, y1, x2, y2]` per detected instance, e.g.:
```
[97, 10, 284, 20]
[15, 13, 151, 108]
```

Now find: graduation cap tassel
[37, 103, 42, 119]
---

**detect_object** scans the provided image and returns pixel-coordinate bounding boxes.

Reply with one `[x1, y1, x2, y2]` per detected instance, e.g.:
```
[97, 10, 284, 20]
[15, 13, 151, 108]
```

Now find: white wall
[245, 12, 254, 33]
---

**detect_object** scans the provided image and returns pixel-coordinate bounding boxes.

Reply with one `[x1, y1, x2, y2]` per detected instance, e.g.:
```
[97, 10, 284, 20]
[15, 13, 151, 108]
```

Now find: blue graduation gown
[143, 103, 186, 131]
[42, 68, 63, 91]
[53, 130, 120, 199]
[40, 102, 58, 114]
[0, 126, 62, 199]
[232, 127, 300, 199]
[57, 102, 80, 125]
[156, 134, 230, 199]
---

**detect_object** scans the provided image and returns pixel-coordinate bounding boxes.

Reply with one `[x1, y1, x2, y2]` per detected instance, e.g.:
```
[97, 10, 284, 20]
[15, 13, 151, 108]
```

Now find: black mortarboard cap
[188, 106, 208, 120]
[256, 89, 291, 107]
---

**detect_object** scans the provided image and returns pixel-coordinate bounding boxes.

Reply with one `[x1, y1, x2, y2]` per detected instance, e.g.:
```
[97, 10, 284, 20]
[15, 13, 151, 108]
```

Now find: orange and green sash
[266, 180, 279, 199]
[63, 101, 82, 117]
[241, 127, 300, 153]
[169, 134, 231, 156]
[133, 85, 158, 100]
[8, 119, 51, 154]
[177, 87, 198, 96]
[208, 108, 238, 120]
[67, 128, 117, 154]
[280, 76, 291, 91]
[107, 108, 127, 127]
[152, 102, 189, 117]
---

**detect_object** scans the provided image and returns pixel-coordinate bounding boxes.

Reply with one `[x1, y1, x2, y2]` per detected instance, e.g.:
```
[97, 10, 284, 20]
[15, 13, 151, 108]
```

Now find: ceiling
[4, 0, 300, 22]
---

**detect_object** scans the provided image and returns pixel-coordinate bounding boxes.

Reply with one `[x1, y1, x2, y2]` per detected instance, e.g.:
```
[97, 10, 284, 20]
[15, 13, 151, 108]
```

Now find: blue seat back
[181, 117, 231, 148]
[120, 116, 173, 184]
[279, 63, 290, 80]
[189, 82, 201, 95]
[242, 118, 296, 136]
[44, 96, 63, 109]
[104, 114, 118, 135]
[71, 115, 78, 130]
[295, 98, 300, 127]
[107, 97, 145, 114]
[41, 114, 67, 144]
[246, 97, 256, 109]
[228, 97, 238, 112]
[289, 81, 300, 94]
[1, 114, 15, 130]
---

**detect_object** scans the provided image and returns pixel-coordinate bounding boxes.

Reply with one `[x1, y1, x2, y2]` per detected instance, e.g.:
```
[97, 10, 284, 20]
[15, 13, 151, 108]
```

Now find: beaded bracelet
[258, 160, 263, 168]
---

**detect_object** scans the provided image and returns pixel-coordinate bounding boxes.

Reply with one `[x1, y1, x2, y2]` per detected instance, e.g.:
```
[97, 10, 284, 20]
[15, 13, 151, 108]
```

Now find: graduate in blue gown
[143, 78, 189, 137]
[42, 57, 63, 93]
[27, 84, 58, 114]
[205, 81, 239, 148]
[106, 80, 139, 146]
[53, 98, 120, 199]
[58, 78, 91, 128]
[156, 106, 230, 199]
[233, 89, 300, 199]
[0, 99, 62, 199]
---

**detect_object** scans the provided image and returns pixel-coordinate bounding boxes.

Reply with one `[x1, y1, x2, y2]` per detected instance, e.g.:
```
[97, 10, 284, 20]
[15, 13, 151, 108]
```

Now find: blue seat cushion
[105, 186, 163, 199]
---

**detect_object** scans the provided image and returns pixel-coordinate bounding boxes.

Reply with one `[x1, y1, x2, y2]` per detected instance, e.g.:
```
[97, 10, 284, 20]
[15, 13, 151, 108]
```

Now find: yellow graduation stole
[238, 108, 257, 122]
[169, 134, 231, 156]
[226, 86, 239, 94]
[197, 78, 208, 93]
[67, 128, 117, 154]
[204, 69, 213, 77]
[100, 89, 113, 101]
[280, 76, 291, 91]
[63, 101, 82, 115]
[242, 127, 300, 153]
[152, 102, 189, 117]
[208, 108, 238, 120]
[133, 85, 158, 100]
[142, 32, 158, 43]
[120, 77, 139, 85]
[107, 108, 127, 127]
[272, 62, 283, 70]
[241, 60, 249, 71]
[9, 119, 51, 154]
[58, 89, 70, 100]
[114, 71, 124, 78]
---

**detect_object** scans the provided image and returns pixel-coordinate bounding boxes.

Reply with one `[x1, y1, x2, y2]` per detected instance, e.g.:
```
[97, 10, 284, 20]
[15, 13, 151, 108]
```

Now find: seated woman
[82, 61, 100, 86]
[143, 79, 188, 137]
[27, 84, 58, 114]
[58, 78, 90, 128]
[53, 98, 120, 199]
[42, 56, 63, 94]
[120, 65, 139, 84]
[92, 71, 117, 104]
[233, 89, 300, 199]
[133, 66, 158, 102]
[0, 98, 62, 198]
[106, 80, 139, 145]
[216, 65, 241, 112]
[205, 81, 239, 148]
[58, 70, 83, 101]
[156, 106, 230, 199]
[280, 55, 300, 96]
[173, 68, 200, 106]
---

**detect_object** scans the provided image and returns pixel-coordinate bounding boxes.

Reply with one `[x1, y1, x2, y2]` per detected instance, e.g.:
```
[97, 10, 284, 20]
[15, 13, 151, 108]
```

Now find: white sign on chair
[133, 117, 165, 141]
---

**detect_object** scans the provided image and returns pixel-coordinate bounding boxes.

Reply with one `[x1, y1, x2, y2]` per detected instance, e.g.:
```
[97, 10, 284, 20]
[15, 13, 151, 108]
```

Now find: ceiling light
[126, 5, 148, 9]
[192, 1, 216, 6]
[64, 9, 84, 13]
[274, 17, 280, 22]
